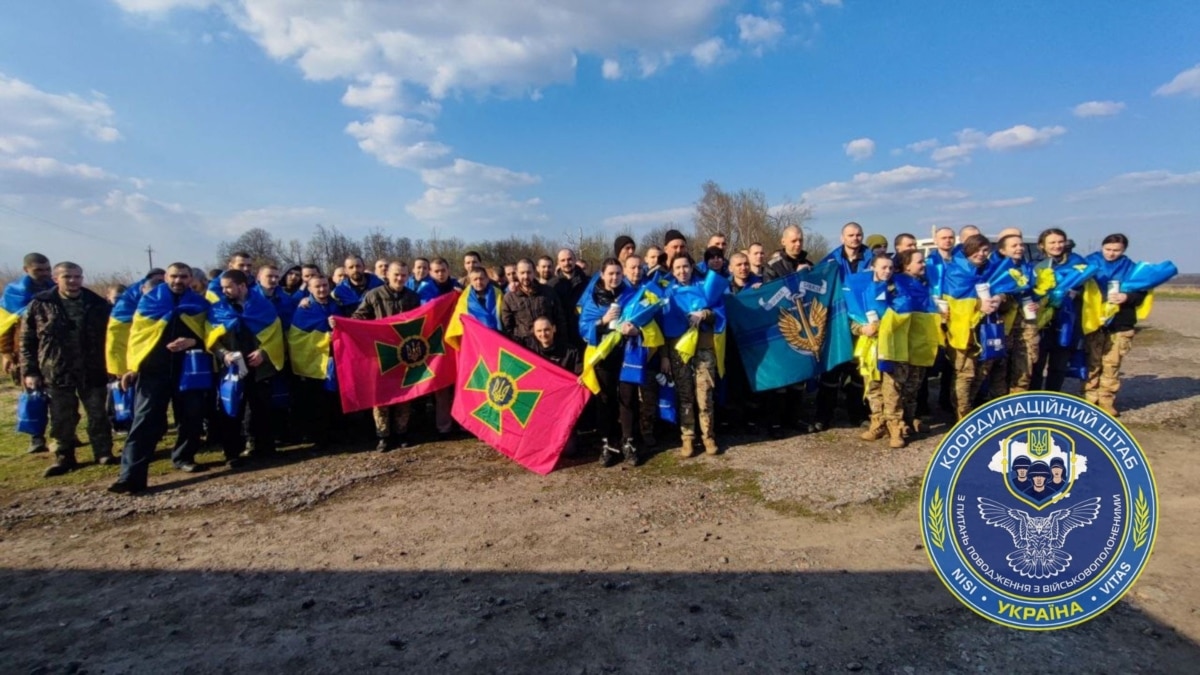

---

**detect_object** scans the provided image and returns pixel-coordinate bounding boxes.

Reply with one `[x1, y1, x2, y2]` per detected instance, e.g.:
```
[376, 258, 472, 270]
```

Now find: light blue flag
[725, 261, 852, 392]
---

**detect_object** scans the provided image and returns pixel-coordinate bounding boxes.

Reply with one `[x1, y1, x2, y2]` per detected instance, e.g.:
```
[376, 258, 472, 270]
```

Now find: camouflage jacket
[20, 288, 110, 388]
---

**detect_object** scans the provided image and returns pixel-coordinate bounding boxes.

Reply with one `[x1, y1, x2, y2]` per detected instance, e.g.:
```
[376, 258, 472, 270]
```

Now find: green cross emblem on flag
[464, 349, 542, 434]
[375, 316, 446, 387]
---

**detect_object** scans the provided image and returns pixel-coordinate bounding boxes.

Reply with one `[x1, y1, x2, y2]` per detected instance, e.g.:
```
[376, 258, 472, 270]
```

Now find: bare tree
[304, 225, 359, 273]
[216, 228, 283, 267]
[694, 180, 810, 254]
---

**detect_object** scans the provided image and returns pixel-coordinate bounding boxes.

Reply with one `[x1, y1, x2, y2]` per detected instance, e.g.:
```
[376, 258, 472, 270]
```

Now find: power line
[0, 203, 126, 247]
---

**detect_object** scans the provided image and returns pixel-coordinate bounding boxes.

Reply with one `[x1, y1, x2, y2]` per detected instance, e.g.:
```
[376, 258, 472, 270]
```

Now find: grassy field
[0, 384, 229, 498]
[1158, 285, 1200, 300]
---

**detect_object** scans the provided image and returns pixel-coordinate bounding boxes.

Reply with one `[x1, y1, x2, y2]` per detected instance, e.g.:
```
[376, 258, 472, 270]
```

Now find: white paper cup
[866, 310, 879, 324]
[975, 282, 992, 301]
[1023, 302, 1039, 321]
[1108, 280, 1121, 303]
[935, 299, 950, 314]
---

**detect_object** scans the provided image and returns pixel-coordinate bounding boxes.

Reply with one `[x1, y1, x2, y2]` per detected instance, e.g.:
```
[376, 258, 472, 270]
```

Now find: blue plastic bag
[179, 348, 214, 392]
[1054, 300, 1079, 349]
[218, 367, 243, 418]
[1068, 345, 1088, 381]
[324, 357, 338, 392]
[619, 340, 649, 385]
[17, 389, 48, 436]
[108, 381, 135, 423]
[978, 318, 1007, 361]
[658, 378, 678, 424]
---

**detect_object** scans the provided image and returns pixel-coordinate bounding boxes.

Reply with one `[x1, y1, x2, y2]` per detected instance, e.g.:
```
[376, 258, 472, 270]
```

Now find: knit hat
[703, 246, 724, 263]
[613, 235, 635, 258]
[866, 234, 888, 250]
[663, 229, 686, 246]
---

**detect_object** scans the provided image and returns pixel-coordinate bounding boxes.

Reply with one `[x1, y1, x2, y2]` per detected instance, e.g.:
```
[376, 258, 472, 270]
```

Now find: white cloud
[802, 164, 962, 211]
[344, 114, 452, 169]
[1072, 100, 1125, 118]
[985, 124, 1066, 151]
[0, 156, 112, 180]
[819, 0, 843, 6]
[341, 73, 400, 112]
[0, 72, 122, 145]
[0, 135, 39, 154]
[736, 14, 785, 50]
[223, 205, 327, 237]
[112, 0, 214, 12]
[906, 138, 940, 153]
[930, 129, 985, 165]
[691, 38, 728, 68]
[601, 206, 693, 229]
[1067, 170, 1200, 201]
[1154, 63, 1200, 98]
[843, 137, 876, 161]
[940, 197, 1035, 212]
[407, 158, 543, 226]
[601, 59, 622, 80]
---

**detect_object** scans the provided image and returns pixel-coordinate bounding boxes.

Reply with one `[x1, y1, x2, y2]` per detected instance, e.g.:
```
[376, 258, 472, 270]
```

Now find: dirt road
[3, 301, 1199, 673]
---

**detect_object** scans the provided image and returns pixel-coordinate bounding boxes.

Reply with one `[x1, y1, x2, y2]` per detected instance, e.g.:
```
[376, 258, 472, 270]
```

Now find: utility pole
[146, 245, 154, 270]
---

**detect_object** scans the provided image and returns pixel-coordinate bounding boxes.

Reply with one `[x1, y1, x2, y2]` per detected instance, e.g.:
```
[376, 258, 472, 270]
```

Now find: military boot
[600, 439, 622, 467]
[44, 449, 77, 478]
[887, 420, 907, 449]
[679, 436, 698, 458]
[703, 438, 719, 456]
[860, 415, 886, 441]
[621, 439, 640, 467]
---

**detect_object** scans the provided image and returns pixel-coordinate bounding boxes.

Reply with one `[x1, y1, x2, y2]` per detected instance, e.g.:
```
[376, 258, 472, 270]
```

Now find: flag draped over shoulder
[333, 274, 383, 310]
[1081, 254, 1177, 334]
[878, 275, 942, 367]
[451, 315, 590, 475]
[127, 284, 209, 372]
[661, 271, 728, 376]
[332, 291, 458, 412]
[844, 272, 889, 381]
[726, 261, 851, 392]
[0, 276, 42, 335]
[940, 252, 998, 351]
[577, 278, 665, 394]
[206, 293, 286, 370]
[446, 284, 503, 348]
[106, 281, 148, 374]
[287, 300, 339, 380]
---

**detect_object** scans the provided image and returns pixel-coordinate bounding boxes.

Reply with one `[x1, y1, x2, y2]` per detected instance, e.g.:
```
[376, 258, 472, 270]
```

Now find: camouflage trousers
[951, 348, 994, 420]
[670, 346, 717, 441]
[48, 385, 112, 461]
[373, 402, 411, 438]
[989, 318, 1041, 399]
[1083, 329, 1134, 413]
[865, 364, 920, 423]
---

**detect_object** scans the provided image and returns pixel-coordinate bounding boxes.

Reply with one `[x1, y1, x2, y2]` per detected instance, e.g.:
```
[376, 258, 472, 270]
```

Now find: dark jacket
[211, 300, 279, 382]
[763, 249, 812, 283]
[550, 267, 589, 342]
[20, 288, 110, 388]
[1107, 291, 1148, 333]
[503, 282, 565, 341]
[524, 336, 581, 375]
[353, 285, 420, 320]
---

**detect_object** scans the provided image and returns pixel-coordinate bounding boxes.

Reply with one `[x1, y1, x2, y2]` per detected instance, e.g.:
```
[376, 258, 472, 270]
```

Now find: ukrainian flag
[0, 276, 43, 336]
[578, 278, 665, 394]
[940, 252, 1003, 351]
[878, 274, 943, 368]
[127, 283, 210, 373]
[106, 280, 150, 375]
[661, 270, 728, 377]
[1081, 255, 1177, 334]
[287, 300, 339, 380]
[844, 272, 890, 382]
[446, 283, 503, 349]
[205, 292, 285, 371]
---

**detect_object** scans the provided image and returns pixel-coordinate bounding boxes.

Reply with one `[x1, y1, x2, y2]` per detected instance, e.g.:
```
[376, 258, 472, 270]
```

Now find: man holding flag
[287, 274, 344, 450]
[2, 252, 54, 453]
[109, 264, 210, 494]
[352, 261, 422, 451]
[815, 222, 873, 431]
[760, 225, 815, 438]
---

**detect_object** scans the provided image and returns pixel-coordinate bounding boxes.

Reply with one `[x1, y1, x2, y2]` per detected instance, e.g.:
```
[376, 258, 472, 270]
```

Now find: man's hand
[660, 356, 672, 374]
[166, 337, 197, 353]
[23, 375, 41, 390]
[619, 322, 639, 337]
[328, 316, 337, 329]
[120, 372, 137, 390]
[795, 263, 812, 273]
[861, 324, 878, 338]
[224, 352, 240, 366]
[688, 311, 705, 327]
[298, 297, 313, 310]
[1110, 291, 1128, 305]
[246, 350, 265, 368]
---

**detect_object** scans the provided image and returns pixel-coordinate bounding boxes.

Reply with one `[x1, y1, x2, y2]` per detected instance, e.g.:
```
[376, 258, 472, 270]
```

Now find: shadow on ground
[1116, 375, 1200, 410]
[1, 568, 1194, 673]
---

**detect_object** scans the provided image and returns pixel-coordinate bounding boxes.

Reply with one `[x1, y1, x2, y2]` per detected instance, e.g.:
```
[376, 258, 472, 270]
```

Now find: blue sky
[1, 0, 1198, 274]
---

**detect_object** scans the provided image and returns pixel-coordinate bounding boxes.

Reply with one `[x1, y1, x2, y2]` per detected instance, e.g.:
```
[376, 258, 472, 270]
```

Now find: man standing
[109, 264, 210, 494]
[524, 316, 580, 374]
[761, 226, 815, 437]
[255, 265, 297, 329]
[707, 233, 728, 253]
[815, 222, 874, 431]
[21, 262, 115, 476]
[205, 251, 255, 302]
[503, 259, 565, 341]
[535, 256, 555, 286]
[2, 252, 54, 453]
[209, 269, 285, 466]
[927, 226, 957, 413]
[287, 274, 343, 450]
[333, 255, 382, 314]
[415, 258, 460, 439]
[460, 251, 483, 285]
[613, 235, 636, 263]
[893, 233, 918, 256]
[663, 230, 688, 265]
[406, 257, 430, 291]
[991, 234, 1040, 396]
[621, 255, 660, 447]
[747, 243, 766, 278]
[550, 248, 588, 344]
[373, 258, 389, 279]
[354, 262, 422, 451]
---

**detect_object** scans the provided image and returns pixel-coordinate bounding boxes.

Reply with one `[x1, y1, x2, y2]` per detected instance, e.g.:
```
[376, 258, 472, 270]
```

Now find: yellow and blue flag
[106, 279, 152, 375]
[1081, 254, 1177, 334]
[205, 292, 285, 371]
[0, 276, 49, 336]
[578, 279, 665, 394]
[446, 283, 503, 349]
[287, 299, 341, 380]
[661, 270, 728, 377]
[127, 284, 210, 373]
[878, 274, 943, 368]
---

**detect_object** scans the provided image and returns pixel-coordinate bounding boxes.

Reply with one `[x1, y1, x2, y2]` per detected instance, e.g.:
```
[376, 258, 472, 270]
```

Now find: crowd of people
[1, 221, 1160, 493]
